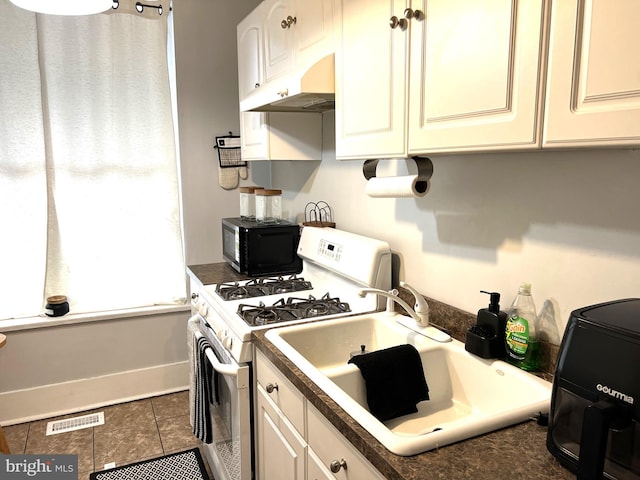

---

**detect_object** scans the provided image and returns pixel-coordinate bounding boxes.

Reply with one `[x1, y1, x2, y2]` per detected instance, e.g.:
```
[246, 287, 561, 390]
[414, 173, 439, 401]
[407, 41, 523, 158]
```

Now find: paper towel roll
[365, 175, 430, 198]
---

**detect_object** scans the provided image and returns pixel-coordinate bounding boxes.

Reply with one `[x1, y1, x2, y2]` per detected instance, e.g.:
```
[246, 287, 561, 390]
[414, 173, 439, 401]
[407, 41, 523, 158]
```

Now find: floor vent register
[46, 412, 105, 435]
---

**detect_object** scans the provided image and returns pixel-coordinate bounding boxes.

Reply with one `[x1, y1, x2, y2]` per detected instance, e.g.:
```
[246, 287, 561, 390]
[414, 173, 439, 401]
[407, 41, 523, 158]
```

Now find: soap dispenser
[465, 290, 508, 359]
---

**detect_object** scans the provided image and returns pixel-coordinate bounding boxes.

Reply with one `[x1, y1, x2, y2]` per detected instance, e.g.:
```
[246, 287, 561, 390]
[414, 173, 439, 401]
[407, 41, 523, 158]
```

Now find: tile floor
[2, 390, 213, 479]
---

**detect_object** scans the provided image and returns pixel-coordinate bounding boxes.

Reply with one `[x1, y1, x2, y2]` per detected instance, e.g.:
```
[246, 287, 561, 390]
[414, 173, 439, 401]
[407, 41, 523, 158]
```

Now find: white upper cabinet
[336, 0, 640, 159]
[264, 0, 295, 83]
[237, 2, 323, 161]
[238, 2, 265, 102]
[335, 0, 409, 159]
[336, 0, 544, 160]
[238, 110, 322, 162]
[407, 0, 545, 154]
[238, 4, 269, 160]
[543, 0, 640, 147]
[264, 0, 335, 84]
[292, 0, 335, 68]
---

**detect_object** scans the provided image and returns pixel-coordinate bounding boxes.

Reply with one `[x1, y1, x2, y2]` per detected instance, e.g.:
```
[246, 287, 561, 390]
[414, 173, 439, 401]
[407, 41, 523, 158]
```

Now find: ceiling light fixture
[9, 0, 113, 15]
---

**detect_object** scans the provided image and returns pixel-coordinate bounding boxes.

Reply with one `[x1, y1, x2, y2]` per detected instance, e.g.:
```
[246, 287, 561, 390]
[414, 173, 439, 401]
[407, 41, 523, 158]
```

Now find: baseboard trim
[0, 361, 189, 425]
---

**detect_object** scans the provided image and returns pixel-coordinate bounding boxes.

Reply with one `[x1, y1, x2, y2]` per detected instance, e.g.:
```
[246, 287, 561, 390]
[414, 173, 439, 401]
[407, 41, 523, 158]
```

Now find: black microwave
[221, 217, 302, 277]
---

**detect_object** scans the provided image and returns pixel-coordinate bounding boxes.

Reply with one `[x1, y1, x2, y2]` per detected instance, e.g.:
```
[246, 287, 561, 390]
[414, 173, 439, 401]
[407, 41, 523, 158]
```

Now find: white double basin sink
[265, 312, 552, 456]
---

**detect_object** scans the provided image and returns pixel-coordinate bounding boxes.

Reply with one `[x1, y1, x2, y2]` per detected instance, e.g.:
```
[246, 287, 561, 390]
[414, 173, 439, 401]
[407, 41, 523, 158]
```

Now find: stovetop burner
[216, 275, 313, 301]
[237, 293, 351, 326]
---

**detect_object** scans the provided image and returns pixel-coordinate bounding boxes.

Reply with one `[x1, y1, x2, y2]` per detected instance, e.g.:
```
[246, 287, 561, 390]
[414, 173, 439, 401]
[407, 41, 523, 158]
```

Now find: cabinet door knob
[329, 459, 347, 473]
[404, 8, 424, 21]
[265, 382, 278, 393]
[254, 83, 260, 88]
[389, 16, 408, 30]
[281, 15, 297, 29]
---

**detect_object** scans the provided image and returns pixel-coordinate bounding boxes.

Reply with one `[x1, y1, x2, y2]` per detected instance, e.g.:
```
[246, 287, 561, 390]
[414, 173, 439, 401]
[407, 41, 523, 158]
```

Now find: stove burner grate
[216, 275, 312, 301]
[237, 293, 351, 326]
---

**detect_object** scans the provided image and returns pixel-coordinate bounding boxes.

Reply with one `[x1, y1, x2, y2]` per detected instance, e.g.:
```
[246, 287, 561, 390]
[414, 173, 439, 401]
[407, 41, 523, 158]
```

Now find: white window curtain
[0, 0, 186, 320]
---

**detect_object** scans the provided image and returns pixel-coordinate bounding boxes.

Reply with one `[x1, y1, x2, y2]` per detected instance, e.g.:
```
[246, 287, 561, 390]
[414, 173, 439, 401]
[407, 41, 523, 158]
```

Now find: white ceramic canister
[239, 186, 263, 220]
[255, 189, 282, 224]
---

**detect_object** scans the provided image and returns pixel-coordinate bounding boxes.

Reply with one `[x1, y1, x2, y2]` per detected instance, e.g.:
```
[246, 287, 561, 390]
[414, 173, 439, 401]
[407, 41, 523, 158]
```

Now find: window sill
[0, 304, 191, 333]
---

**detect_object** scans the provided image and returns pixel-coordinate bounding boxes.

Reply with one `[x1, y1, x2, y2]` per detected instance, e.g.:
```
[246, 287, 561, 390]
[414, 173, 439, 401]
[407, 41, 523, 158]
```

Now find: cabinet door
[240, 112, 269, 160]
[335, 0, 409, 160]
[407, 0, 545, 153]
[238, 4, 269, 160]
[293, 0, 334, 68]
[307, 403, 386, 480]
[264, 0, 295, 83]
[237, 3, 264, 101]
[543, 0, 640, 147]
[256, 386, 306, 480]
[307, 449, 336, 480]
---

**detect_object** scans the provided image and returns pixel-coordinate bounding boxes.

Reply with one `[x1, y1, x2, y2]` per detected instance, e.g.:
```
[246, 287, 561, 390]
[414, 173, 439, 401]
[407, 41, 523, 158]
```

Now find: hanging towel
[187, 317, 217, 444]
[187, 316, 198, 430]
[348, 344, 429, 422]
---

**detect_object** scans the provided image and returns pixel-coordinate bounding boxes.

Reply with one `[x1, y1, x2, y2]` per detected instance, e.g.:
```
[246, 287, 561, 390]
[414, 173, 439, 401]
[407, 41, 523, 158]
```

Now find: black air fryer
[547, 299, 640, 480]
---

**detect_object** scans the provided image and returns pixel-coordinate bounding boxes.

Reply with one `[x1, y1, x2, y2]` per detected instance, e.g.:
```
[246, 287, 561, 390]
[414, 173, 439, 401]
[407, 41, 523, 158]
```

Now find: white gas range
[189, 226, 392, 480]
[196, 226, 393, 363]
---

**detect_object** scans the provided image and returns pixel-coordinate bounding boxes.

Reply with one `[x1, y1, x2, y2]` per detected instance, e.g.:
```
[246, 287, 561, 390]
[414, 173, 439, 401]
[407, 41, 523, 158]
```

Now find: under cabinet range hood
[240, 54, 335, 113]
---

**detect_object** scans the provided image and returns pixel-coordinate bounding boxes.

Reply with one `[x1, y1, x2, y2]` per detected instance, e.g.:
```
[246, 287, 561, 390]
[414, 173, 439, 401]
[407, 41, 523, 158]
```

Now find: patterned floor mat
[89, 448, 209, 480]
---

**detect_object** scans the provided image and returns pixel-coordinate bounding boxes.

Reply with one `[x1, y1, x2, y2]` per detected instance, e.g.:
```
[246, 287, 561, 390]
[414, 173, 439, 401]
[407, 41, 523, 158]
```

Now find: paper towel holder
[362, 156, 433, 195]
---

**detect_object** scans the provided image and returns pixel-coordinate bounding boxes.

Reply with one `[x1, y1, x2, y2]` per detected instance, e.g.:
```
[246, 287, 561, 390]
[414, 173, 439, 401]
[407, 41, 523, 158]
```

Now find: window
[0, 1, 186, 320]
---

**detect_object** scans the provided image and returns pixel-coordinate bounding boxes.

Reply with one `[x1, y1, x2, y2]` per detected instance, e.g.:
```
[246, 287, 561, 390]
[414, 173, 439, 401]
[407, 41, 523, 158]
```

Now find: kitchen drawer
[256, 349, 305, 434]
[307, 403, 385, 480]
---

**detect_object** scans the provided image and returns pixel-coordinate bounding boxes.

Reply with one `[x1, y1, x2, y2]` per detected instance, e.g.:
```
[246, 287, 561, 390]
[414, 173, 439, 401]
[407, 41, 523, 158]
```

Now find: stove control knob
[222, 335, 233, 350]
[216, 329, 226, 340]
[198, 303, 208, 317]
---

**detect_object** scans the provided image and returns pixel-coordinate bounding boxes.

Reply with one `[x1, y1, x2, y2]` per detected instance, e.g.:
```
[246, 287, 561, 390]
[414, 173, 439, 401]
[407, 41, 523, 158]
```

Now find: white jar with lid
[239, 186, 262, 220]
[255, 189, 282, 224]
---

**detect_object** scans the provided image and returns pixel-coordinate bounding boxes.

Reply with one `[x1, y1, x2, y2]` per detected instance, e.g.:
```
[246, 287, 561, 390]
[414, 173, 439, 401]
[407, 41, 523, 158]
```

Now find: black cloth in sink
[348, 344, 429, 422]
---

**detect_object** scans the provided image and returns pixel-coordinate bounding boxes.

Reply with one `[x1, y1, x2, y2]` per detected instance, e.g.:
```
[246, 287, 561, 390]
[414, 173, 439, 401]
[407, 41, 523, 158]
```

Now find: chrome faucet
[358, 283, 451, 343]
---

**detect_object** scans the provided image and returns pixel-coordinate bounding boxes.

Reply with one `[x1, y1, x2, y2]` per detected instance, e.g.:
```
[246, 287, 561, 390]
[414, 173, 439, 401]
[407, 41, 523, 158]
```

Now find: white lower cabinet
[255, 349, 385, 480]
[256, 386, 307, 480]
[308, 448, 336, 480]
[256, 349, 307, 480]
[307, 402, 386, 480]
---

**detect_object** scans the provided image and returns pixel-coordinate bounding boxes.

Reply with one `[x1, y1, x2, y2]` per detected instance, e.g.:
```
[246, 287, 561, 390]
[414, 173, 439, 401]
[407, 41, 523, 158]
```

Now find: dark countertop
[188, 263, 574, 480]
[187, 262, 250, 285]
[252, 330, 574, 480]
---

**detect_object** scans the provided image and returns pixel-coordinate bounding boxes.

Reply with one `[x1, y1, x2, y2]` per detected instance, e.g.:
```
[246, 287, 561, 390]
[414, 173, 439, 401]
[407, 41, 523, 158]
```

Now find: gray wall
[272, 113, 640, 342]
[175, 0, 270, 266]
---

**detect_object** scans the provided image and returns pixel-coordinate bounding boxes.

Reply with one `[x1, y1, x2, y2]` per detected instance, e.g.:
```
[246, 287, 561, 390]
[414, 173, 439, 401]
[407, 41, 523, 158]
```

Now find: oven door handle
[203, 347, 241, 377]
[192, 323, 250, 389]
[205, 349, 250, 389]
